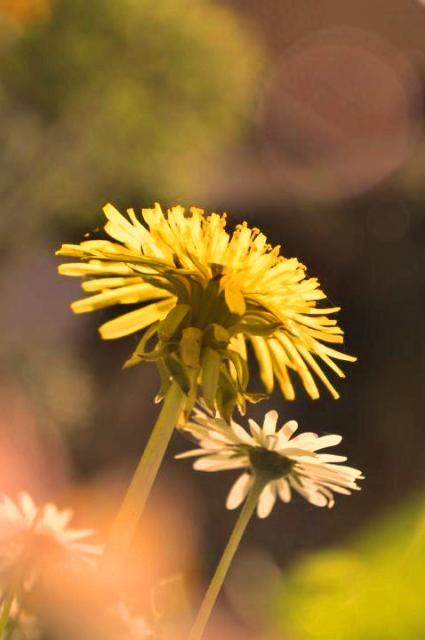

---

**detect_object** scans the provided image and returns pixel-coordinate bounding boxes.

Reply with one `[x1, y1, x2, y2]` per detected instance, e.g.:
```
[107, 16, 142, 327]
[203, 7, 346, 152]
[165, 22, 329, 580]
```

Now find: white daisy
[0, 591, 38, 638]
[177, 410, 364, 518]
[116, 602, 153, 639]
[0, 492, 103, 577]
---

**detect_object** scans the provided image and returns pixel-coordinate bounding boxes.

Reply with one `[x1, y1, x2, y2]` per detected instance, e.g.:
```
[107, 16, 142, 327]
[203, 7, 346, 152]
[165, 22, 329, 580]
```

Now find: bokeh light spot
[258, 29, 420, 201]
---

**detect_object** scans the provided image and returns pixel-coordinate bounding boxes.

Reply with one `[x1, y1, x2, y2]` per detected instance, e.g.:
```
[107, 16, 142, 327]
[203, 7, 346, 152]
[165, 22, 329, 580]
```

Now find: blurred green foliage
[0, 0, 261, 241]
[272, 496, 425, 640]
[0, 338, 93, 432]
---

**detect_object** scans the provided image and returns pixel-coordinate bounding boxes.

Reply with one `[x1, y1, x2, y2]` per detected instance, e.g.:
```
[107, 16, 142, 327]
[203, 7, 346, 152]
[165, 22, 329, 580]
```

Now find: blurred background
[0, 0, 424, 638]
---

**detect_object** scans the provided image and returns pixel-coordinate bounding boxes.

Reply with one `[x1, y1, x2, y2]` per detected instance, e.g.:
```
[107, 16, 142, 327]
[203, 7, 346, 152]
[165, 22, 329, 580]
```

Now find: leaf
[272, 498, 425, 640]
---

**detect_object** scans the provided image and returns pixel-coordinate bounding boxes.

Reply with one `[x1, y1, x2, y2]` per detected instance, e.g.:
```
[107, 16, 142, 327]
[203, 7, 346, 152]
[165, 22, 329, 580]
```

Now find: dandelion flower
[0, 492, 102, 578]
[57, 203, 356, 415]
[177, 409, 364, 518]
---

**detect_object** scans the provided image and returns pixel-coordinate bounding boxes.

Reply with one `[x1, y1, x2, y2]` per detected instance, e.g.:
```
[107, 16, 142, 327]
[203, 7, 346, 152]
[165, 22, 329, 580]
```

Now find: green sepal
[215, 368, 238, 422]
[184, 249, 210, 280]
[229, 320, 281, 337]
[161, 272, 193, 302]
[154, 360, 173, 403]
[196, 278, 222, 326]
[158, 303, 190, 341]
[210, 263, 224, 278]
[134, 269, 193, 301]
[123, 322, 161, 368]
[163, 355, 191, 395]
[224, 348, 249, 391]
[180, 326, 203, 368]
[184, 278, 206, 323]
[182, 368, 198, 418]
[203, 323, 230, 350]
[201, 347, 222, 410]
[82, 250, 169, 268]
[123, 353, 143, 369]
[244, 391, 269, 404]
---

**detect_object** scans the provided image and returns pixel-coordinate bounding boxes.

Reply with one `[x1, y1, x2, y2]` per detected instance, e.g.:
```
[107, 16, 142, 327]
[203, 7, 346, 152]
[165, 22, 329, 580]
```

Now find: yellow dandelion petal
[317, 351, 346, 378]
[250, 336, 274, 393]
[296, 344, 340, 400]
[71, 284, 170, 314]
[274, 333, 320, 400]
[58, 262, 135, 276]
[103, 203, 143, 251]
[99, 298, 175, 340]
[223, 279, 246, 316]
[80, 277, 143, 292]
[317, 343, 357, 362]
[267, 339, 296, 401]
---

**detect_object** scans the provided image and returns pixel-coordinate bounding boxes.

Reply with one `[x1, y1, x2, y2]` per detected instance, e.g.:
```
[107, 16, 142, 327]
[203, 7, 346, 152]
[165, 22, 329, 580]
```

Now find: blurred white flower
[0, 590, 39, 639]
[0, 492, 102, 578]
[116, 602, 153, 639]
[177, 409, 364, 518]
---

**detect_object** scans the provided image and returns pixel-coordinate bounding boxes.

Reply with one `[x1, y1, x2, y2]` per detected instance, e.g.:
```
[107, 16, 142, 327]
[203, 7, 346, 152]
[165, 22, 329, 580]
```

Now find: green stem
[104, 381, 186, 567]
[0, 591, 14, 639]
[0, 510, 42, 639]
[188, 475, 266, 640]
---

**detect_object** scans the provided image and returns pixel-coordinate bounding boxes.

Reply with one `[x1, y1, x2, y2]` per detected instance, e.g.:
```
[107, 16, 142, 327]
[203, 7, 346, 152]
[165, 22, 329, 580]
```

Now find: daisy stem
[188, 475, 266, 640]
[104, 381, 186, 567]
[0, 591, 14, 639]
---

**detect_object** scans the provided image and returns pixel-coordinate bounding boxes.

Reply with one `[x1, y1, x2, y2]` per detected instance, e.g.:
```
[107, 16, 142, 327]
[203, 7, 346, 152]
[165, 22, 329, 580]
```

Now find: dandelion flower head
[57, 204, 356, 416]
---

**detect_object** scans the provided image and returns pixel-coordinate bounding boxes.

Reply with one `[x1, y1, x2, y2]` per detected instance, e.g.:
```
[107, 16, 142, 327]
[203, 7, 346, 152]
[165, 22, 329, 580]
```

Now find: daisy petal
[230, 422, 255, 446]
[262, 410, 279, 436]
[226, 473, 252, 510]
[257, 483, 277, 519]
[309, 434, 342, 451]
[193, 456, 246, 472]
[278, 420, 298, 442]
[248, 419, 262, 440]
[278, 479, 291, 503]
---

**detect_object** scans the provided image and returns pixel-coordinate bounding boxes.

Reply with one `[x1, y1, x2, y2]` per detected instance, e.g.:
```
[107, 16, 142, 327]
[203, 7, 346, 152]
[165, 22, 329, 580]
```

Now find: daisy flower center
[247, 447, 296, 480]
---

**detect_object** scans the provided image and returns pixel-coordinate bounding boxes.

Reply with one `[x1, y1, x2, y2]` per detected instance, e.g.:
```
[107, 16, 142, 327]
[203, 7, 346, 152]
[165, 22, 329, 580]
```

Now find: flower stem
[0, 591, 14, 639]
[188, 475, 265, 640]
[104, 381, 186, 567]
